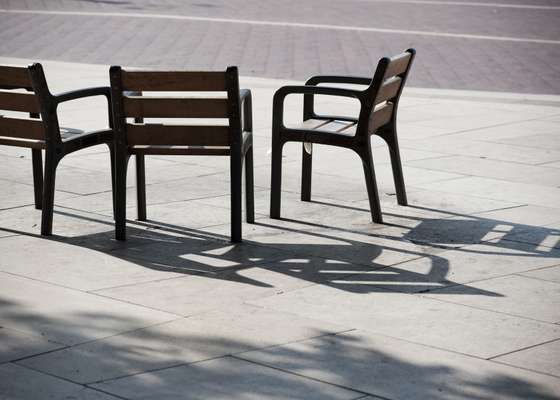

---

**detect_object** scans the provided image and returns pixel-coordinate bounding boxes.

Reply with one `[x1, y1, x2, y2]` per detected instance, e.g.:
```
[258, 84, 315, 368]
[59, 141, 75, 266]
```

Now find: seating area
[0, 50, 414, 242]
[1, 56, 560, 399]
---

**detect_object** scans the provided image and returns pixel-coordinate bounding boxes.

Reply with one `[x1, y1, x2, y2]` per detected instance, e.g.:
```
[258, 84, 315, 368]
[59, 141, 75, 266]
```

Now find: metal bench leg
[40, 151, 58, 236]
[136, 154, 147, 221]
[31, 149, 43, 210]
[359, 146, 383, 224]
[386, 129, 407, 206]
[270, 137, 284, 219]
[115, 153, 130, 241]
[245, 146, 255, 224]
[231, 146, 243, 243]
[301, 142, 312, 201]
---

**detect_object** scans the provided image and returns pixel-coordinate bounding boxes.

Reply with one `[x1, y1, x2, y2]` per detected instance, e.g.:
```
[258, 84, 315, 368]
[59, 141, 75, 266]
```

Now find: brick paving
[0, 0, 559, 93]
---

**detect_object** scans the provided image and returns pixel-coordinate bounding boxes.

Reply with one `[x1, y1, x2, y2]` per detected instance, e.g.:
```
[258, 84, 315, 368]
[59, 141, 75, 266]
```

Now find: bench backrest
[109, 66, 241, 148]
[361, 49, 415, 135]
[0, 65, 45, 147]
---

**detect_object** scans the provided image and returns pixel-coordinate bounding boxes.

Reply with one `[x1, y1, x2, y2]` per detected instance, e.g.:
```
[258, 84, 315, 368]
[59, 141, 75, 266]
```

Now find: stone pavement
[1, 58, 560, 399]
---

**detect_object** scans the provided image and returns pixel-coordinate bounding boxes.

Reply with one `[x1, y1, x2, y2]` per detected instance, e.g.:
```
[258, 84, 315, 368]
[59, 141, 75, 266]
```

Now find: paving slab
[0, 326, 64, 363]
[92, 356, 362, 400]
[19, 304, 348, 384]
[520, 265, 560, 284]
[331, 239, 560, 294]
[0, 272, 178, 346]
[238, 330, 560, 400]
[250, 285, 560, 358]
[426, 274, 560, 323]
[494, 339, 560, 377]
[92, 255, 381, 316]
[0, 363, 120, 400]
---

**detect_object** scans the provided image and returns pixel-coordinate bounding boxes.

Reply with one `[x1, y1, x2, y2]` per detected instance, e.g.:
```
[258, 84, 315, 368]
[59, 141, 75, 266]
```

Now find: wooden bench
[0, 63, 114, 235]
[270, 49, 416, 223]
[109, 66, 254, 242]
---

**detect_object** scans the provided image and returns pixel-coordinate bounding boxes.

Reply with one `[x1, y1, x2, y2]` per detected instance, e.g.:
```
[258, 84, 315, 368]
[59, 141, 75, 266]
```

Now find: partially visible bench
[0, 63, 114, 235]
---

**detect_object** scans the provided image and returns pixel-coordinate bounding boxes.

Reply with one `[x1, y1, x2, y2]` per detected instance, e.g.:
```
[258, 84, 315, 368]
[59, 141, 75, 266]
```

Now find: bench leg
[384, 128, 407, 206]
[31, 149, 43, 210]
[136, 154, 147, 221]
[359, 146, 383, 224]
[115, 152, 130, 241]
[40, 151, 58, 236]
[231, 146, 243, 243]
[301, 142, 312, 202]
[245, 146, 255, 224]
[270, 138, 284, 219]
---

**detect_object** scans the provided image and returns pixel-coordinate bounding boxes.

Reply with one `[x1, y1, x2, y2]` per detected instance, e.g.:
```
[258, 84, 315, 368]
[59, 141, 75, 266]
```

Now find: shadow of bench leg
[301, 142, 312, 202]
[32, 149, 43, 210]
[359, 147, 383, 224]
[136, 154, 147, 221]
[245, 146, 255, 224]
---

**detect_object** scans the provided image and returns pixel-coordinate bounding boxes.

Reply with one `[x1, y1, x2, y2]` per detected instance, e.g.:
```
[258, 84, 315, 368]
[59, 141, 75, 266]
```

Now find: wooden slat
[315, 120, 355, 133]
[0, 116, 44, 140]
[126, 123, 230, 146]
[129, 145, 230, 156]
[122, 71, 227, 91]
[0, 66, 31, 88]
[0, 136, 45, 148]
[123, 96, 229, 118]
[368, 102, 394, 132]
[0, 91, 40, 113]
[376, 77, 402, 105]
[384, 52, 412, 79]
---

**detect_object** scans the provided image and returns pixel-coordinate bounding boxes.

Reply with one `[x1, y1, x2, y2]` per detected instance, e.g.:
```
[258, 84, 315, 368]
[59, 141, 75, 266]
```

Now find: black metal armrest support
[305, 75, 372, 86]
[273, 85, 362, 131]
[239, 88, 252, 133]
[53, 86, 113, 128]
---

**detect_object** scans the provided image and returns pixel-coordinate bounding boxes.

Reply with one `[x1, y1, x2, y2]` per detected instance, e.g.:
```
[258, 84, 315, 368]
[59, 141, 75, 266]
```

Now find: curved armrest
[239, 89, 252, 132]
[305, 75, 372, 87]
[53, 86, 113, 128]
[273, 85, 362, 130]
[54, 86, 111, 104]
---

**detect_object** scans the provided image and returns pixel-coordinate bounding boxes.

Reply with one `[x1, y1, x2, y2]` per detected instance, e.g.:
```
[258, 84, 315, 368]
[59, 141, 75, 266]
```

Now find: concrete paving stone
[474, 205, 560, 227]
[494, 339, 560, 377]
[0, 204, 115, 238]
[541, 160, 560, 169]
[0, 272, 178, 346]
[19, 303, 349, 384]
[239, 330, 560, 400]
[413, 177, 560, 209]
[406, 155, 560, 186]
[520, 265, 560, 284]
[0, 180, 38, 211]
[503, 223, 560, 250]
[446, 118, 560, 141]
[0, 363, 120, 400]
[1, 150, 116, 196]
[490, 132, 560, 152]
[0, 326, 64, 363]
[92, 254, 387, 316]
[402, 136, 560, 165]
[203, 218, 445, 268]
[250, 284, 560, 358]
[92, 356, 362, 400]
[426, 274, 560, 323]
[335, 239, 560, 294]
[0, 235, 195, 291]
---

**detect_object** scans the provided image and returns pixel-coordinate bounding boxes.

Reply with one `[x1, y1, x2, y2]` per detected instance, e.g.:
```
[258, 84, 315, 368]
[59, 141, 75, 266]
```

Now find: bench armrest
[305, 75, 372, 87]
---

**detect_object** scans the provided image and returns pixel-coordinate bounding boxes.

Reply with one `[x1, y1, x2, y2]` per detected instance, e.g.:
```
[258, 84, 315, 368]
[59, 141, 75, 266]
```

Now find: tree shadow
[1, 299, 558, 400]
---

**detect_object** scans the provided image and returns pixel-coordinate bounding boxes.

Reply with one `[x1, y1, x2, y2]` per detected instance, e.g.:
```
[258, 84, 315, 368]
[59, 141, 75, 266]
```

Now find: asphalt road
[0, 0, 559, 93]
